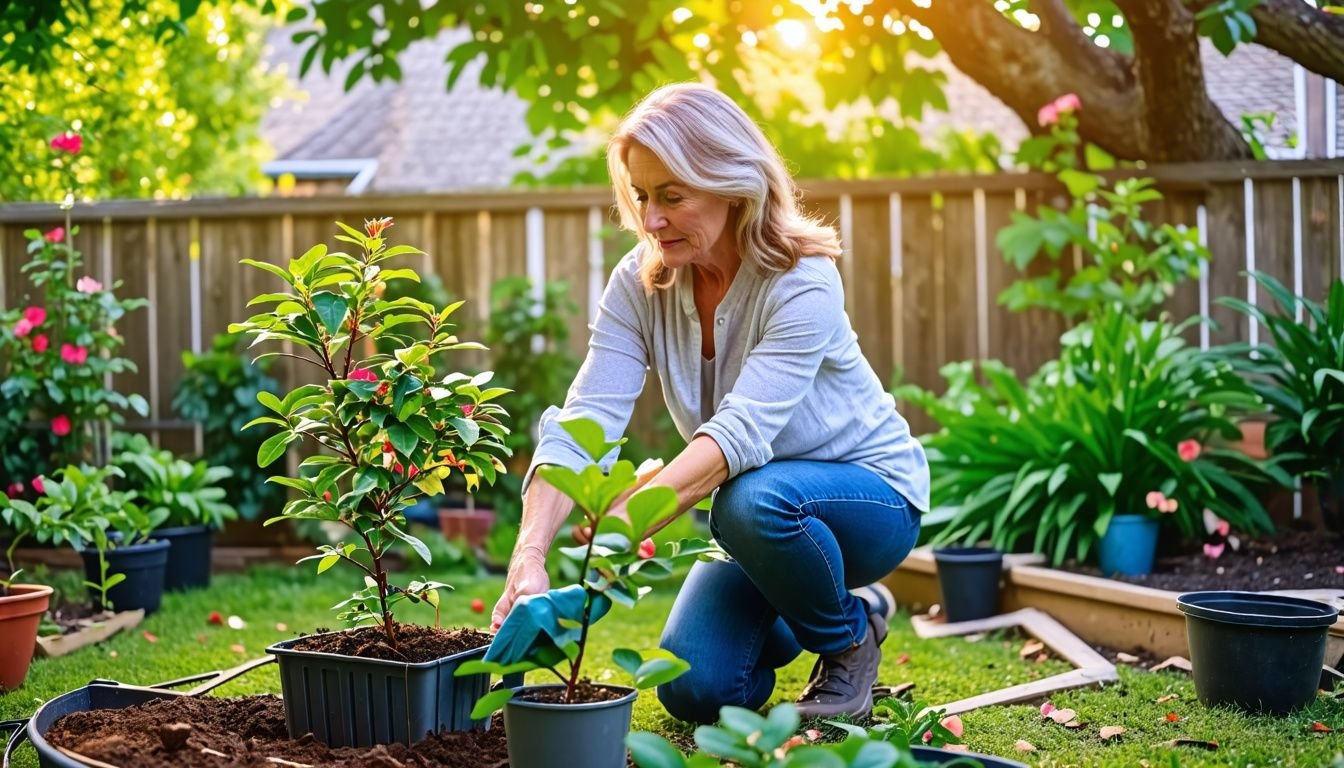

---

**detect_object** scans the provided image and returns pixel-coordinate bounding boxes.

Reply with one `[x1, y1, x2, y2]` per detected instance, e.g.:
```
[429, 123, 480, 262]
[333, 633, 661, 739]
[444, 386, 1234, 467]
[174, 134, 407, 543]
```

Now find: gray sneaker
[794, 612, 889, 718]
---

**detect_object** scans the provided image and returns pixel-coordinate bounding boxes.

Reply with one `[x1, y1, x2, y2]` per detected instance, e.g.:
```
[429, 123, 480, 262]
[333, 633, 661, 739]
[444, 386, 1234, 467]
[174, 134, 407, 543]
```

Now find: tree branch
[1249, 0, 1344, 82]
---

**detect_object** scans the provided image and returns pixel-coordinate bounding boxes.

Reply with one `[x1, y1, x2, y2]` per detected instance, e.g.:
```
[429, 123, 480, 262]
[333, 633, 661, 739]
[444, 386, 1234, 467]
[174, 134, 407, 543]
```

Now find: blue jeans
[656, 460, 920, 723]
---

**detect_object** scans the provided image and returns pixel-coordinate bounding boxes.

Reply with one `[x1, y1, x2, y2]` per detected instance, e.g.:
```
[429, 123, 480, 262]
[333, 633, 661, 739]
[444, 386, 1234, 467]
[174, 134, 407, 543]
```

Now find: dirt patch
[45, 695, 511, 767]
[46, 602, 114, 636]
[289, 623, 492, 664]
[1068, 529, 1344, 593]
[515, 679, 629, 705]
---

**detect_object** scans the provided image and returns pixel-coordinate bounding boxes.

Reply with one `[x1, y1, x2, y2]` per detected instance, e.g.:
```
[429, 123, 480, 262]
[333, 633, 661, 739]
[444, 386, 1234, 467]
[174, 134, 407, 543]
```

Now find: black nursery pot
[911, 745, 1029, 767]
[1178, 591, 1338, 714]
[79, 539, 170, 615]
[932, 546, 1004, 623]
[154, 525, 213, 591]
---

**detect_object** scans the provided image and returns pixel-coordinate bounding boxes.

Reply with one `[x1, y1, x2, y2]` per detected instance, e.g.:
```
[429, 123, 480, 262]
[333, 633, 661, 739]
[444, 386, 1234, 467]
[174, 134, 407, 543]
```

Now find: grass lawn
[3, 564, 1343, 767]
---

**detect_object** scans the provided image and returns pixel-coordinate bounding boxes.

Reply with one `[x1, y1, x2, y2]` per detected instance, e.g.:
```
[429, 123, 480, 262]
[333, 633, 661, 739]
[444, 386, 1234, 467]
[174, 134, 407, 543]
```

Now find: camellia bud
[383, 440, 394, 453]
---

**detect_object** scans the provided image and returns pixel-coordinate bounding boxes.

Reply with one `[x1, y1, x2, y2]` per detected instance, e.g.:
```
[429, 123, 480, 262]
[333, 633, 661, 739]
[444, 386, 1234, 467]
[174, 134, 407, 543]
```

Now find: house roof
[260, 28, 1338, 193]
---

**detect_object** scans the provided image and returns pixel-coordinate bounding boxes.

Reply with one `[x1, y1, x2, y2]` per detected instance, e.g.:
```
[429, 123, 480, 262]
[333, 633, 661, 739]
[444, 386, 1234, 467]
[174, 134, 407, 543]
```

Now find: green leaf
[634, 657, 689, 689]
[469, 688, 514, 720]
[559, 417, 624, 462]
[612, 647, 643, 676]
[257, 390, 284, 415]
[351, 467, 379, 496]
[257, 431, 295, 468]
[1097, 472, 1123, 497]
[625, 732, 686, 768]
[317, 554, 340, 573]
[1058, 168, 1102, 198]
[387, 423, 419, 456]
[240, 258, 295, 287]
[386, 523, 432, 565]
[627, 485, 677, 539]
[312, 292, 348, 335]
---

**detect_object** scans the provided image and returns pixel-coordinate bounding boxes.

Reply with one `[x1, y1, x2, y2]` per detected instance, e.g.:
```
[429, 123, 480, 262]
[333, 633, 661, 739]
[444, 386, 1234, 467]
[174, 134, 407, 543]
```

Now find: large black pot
[503, 683, 638, 768]
[1178, 590, 1338, 714]
[154, 524, 212, 591]
[78, 539, 170, 615]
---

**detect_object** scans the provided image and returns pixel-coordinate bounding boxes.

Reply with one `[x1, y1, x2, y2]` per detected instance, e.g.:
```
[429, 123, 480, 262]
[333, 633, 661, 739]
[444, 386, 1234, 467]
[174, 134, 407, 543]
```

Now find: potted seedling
[231, 217, 513, 748]
[0, 504, 60, 691]
[114, 433, 237, 591]
[457, 417, 723, 768]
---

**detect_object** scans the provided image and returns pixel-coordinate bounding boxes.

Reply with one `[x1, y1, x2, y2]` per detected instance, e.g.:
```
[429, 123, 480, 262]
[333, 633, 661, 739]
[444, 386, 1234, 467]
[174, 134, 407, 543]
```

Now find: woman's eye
[635, 196, 648, 204]
[664, 195, 682, 204]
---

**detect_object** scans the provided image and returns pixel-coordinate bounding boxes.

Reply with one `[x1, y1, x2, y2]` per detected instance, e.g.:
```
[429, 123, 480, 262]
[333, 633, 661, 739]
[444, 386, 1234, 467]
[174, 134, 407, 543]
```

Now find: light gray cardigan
[525, 247, 930, 513]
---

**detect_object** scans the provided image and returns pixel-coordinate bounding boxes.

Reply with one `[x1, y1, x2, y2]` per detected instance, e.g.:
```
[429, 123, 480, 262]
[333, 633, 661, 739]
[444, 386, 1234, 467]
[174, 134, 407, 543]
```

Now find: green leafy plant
[827, 697, 963, 751]
[900, 310, 1281, 564]
[0, 221, 148, 489]
[1218, 271, 1344, 528]
[173, 331, 286, 520]
[626, 701, 981, 768]
[1000, 96, 1207, 323]
[0, 464, 158, 608]
[112, 433, 238, 530]
[457, 417, 722, 712]
[229, 217, 512, 650]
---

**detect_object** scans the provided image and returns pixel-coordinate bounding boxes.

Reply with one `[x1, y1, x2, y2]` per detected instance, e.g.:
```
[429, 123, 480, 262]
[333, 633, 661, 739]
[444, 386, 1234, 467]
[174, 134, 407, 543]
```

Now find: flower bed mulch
[1069, 529, 1344, 593]
[44, 695, 512, 768]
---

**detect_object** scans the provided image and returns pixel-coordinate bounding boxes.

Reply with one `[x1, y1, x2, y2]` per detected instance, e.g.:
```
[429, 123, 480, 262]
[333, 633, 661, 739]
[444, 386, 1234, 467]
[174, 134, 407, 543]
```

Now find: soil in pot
[44, 694, 511, 767]
[515, 678, 629, 704]
[1068, 529, 1344, 592]
[288, 622, 491, 663]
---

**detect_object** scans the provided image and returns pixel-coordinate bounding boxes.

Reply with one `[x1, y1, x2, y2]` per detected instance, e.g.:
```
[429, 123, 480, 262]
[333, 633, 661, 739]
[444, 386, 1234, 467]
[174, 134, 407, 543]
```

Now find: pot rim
[267, 630, 490, 669]
[932, 546, 1003, 564]
[0, 583, 54, 602]
[152, 524, 212, 537]
[505, 682, 638, 711]
[1177, 590, 1339, 629]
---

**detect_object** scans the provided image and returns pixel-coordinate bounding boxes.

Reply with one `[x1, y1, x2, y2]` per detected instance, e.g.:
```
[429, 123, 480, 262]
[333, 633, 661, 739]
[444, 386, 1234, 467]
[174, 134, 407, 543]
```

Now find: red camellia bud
[375, 382, 390, 396]
[638, 538, 656, 559]
[393, 463, 404, 475]
[470, 598, 485, 613]
[383, 440, 394, 453]
[323, 490, 332, 502]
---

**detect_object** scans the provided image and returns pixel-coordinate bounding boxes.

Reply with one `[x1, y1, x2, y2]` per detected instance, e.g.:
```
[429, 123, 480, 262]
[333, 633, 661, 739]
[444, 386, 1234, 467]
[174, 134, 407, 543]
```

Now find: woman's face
[626, 143, 737, 270]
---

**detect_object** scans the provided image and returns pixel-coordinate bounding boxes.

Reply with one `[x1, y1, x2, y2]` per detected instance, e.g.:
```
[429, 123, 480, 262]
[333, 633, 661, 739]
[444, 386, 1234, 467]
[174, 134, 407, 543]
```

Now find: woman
[491, 83, 929, 723]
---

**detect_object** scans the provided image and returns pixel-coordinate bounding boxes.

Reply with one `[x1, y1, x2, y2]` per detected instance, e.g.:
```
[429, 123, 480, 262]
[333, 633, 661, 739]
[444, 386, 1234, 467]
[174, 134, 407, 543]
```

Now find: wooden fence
[2, 159, 1342, 452]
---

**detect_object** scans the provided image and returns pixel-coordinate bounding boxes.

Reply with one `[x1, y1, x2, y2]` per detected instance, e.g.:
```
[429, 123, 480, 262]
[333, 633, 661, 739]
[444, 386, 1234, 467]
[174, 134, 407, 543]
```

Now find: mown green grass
[3, 564, 1342, 767]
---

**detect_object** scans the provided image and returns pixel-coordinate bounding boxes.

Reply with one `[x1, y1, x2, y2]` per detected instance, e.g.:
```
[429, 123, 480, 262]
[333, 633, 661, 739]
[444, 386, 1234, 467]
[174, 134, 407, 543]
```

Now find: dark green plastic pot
[154, 525, 212, 591]
[1178, 591, 1338, 714]
[78, 539, 170, 615]
[267, 633, 490, 747]
[911, 745, 1029, 767]
[503, 684, 637, 768]
[932, 546, 1003, 623]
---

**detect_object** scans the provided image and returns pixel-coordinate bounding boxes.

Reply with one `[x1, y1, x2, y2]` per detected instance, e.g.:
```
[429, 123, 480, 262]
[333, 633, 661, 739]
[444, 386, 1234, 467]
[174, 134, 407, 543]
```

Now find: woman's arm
[635, 434, 728, 536]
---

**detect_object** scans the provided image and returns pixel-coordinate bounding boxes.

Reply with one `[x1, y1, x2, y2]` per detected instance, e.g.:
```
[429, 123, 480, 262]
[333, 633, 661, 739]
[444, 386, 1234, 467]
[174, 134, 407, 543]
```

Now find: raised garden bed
[884, 545, 1344, 663]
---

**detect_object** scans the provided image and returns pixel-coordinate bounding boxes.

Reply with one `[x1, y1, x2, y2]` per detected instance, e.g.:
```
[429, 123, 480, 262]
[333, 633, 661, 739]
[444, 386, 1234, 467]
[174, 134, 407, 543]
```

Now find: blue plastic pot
[1097, 514, 1159, 577]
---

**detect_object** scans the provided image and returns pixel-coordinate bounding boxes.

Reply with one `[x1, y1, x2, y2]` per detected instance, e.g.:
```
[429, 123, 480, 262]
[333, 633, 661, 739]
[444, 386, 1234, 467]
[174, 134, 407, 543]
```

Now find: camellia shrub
[230, 217, 512, 649]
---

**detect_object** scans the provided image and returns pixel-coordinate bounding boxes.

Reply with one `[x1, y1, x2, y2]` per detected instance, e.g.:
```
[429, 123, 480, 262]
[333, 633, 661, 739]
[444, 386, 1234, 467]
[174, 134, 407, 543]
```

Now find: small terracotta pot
[0, 583, 54, 691]
[437, 506, 495, 548]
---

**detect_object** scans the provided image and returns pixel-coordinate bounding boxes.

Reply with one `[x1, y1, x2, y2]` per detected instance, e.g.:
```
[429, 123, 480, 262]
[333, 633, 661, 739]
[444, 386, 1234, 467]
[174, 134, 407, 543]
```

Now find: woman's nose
[643, 205, 666, 232]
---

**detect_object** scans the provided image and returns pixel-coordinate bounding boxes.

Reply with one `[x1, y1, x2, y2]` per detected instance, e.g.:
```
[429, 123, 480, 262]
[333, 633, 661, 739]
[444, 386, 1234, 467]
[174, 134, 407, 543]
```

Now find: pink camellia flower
[50, 131, 83, 154]
[31, 476, 44, 494]
[1177, 439, 1202, 462]
[364, 217, 394, 238]
[1037, 102, 1060, 127]
[50, 415, 71, 436]
[75, 276, 103, 293]
[1054, 93, 1081, 113]
[1203, 542, 1225, 559]
[461, 404, 476, 417]
[1161, 498, 1179, 514]
[13, 318, 32, 338]
[638, 538, 656, 559]
[32, 334, 49, 353]
[348, 367, 378, 382]
[1145, 491, 1165, 510]
[60, 343, 88, 364]
[23, 306, 46, 327]
[44, 227, 65, 243]
[6, 482, 23, 498]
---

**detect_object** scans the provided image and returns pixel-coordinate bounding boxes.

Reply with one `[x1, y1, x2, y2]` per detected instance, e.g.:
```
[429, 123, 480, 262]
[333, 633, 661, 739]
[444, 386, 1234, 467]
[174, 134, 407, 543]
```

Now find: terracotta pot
[1229, 419, 1269, 461]
[0, 583, 53, 691]
[437, 506, 495, 548]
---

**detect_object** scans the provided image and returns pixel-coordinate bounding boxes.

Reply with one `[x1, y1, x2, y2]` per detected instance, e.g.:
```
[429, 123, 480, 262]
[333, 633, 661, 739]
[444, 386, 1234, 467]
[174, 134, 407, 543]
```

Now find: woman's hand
[571, 459, 664, 544]
[491, 547, 550, 631]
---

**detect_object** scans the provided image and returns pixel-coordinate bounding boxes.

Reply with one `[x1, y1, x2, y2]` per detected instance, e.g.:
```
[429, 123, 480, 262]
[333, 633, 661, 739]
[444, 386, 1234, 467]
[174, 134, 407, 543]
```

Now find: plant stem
[564, 512, 600, 704]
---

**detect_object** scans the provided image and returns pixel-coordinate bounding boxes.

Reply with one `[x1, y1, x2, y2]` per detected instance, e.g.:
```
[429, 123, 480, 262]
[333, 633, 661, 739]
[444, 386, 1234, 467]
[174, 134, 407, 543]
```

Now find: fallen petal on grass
[1155, 693, 1180, 704]
[1115, 652, 1140, 664]
[1014, 740, 1037, 752]
[1019, 639, 1045, 658]
[1165, 712, 1181, 722]
[1040, 701, 1056, 717]
[1311, 721, 1334, 733]
[142, 631, 158, 643]
[1047, 708, 1078, 724]
[1151, 656, 1192, 674]
[1099, 725, 1126, 741]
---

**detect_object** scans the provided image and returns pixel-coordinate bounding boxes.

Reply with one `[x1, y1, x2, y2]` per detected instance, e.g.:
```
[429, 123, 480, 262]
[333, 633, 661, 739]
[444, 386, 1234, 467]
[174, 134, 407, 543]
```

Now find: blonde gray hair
[607, 83, 841, 291]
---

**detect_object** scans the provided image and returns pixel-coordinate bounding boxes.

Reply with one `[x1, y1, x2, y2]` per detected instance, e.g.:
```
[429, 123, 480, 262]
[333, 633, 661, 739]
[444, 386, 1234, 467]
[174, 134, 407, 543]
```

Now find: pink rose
[1177, 439, 1201, 462]
[76, 276, 103, 293]
[1054, 93, 1081, 113]
[50, 415, 71, 436]
[44, 227, 65, 243]
[32, 334, 49, 353]
[31, 476, 44, 494]
[61, 343, 88, 364]
[22, 306, 46, 327]
[348, 367, 378, 382]
[638, 538, 656, 559]
[1037, 102, 1060, 127]
[50, 132, 83, 154]
[13, 319, 32, 338]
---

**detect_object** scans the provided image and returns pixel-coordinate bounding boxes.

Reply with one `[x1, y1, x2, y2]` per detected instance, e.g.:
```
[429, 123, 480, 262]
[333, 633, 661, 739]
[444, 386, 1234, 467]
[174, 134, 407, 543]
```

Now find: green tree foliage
[0, 0, 285, 202]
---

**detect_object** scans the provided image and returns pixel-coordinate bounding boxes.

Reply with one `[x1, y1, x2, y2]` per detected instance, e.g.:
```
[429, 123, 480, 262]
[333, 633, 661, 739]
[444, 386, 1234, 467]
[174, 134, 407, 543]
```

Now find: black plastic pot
[932, 546, 1004, 623]
[1178, 590, 1338, 714]
[79, 539, 170, 615]
[911, 745, 1029, 767]
[267, 633, 491, 747]
[154, 525, 212, 592]
[503, 684, 638, 768]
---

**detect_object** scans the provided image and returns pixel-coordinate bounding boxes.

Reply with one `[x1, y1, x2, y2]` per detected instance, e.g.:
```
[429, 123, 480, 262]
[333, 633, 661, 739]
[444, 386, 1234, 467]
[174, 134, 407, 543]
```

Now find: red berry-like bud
[471, 598, 485, 613]
[383, 440, 394, 453]
[323, 491, 332, 502]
